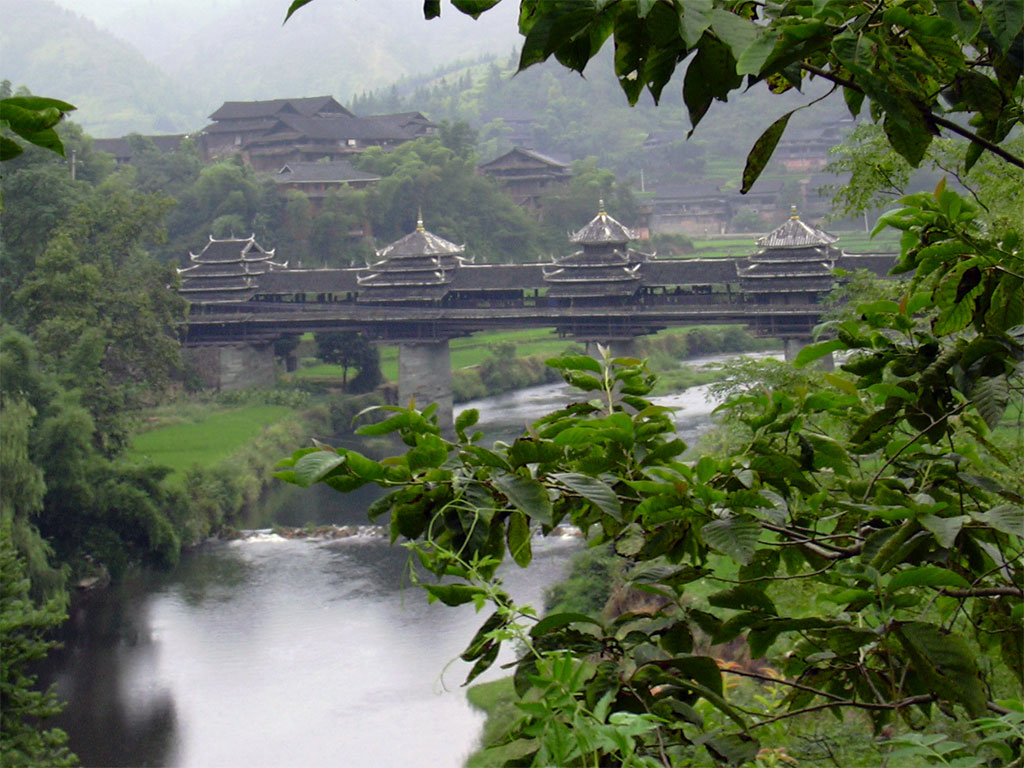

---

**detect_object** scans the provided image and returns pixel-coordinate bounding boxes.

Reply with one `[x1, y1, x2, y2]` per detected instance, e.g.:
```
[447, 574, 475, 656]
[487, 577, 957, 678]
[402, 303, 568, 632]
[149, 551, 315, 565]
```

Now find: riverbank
[128, 326, 775, 551]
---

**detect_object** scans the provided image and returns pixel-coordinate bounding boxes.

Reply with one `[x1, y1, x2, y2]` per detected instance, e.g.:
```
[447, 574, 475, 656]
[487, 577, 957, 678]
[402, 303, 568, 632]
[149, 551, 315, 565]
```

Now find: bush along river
[40, 352, 778, 768]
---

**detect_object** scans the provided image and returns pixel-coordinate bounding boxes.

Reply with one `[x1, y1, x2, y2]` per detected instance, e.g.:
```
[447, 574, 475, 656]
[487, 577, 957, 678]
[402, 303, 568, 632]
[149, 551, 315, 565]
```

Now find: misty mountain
[0, 0, 201, 136]
[8, 0, 522, 136]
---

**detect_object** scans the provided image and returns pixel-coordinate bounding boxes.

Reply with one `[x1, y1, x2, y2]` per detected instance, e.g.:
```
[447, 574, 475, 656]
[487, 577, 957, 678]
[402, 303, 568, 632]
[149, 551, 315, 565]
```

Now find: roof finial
[598, 199, 607, 216]
[416, 207, 425, 232]
[790, 205, 800, 220]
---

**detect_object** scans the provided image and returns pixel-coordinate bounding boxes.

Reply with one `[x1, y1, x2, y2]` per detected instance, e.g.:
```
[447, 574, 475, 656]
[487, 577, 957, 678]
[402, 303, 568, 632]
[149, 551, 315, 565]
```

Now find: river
[43, 353, 770, 768]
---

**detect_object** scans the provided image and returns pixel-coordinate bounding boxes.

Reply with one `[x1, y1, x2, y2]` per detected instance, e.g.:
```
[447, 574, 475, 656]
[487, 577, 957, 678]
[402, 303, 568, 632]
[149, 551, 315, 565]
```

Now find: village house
[478, 146, 571, 214]
[198, 96, 436, 170]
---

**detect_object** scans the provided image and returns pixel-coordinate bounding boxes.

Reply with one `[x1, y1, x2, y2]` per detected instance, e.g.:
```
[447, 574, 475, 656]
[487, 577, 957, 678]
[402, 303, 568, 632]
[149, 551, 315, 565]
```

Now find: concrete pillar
[398, 339, 453, 432]
[585, 338, 638, 361]
[784, 337, 834, 371]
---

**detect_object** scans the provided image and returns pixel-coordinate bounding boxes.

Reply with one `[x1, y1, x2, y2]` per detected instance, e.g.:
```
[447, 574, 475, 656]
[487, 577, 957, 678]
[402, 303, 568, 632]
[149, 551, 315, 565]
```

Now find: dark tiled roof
[209, 96, 353, 121]
[275, 160, 380, 184]
[203, 118, 279, 135]
[262, 114, 419, 143]
[479, 146, 570, 171]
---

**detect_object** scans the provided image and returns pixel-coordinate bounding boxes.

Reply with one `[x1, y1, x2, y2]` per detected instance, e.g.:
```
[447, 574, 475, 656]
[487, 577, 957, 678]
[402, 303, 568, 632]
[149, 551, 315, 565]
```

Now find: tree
[0, 526, 77, 768]
[314, 331, 382, 392]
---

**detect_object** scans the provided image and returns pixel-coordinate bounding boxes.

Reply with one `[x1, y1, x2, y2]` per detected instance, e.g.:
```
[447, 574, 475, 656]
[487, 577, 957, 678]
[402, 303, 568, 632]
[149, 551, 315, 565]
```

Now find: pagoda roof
[569, 203, 635, 245]
[185, 235, 278, 265]
[756, 209, 838, 249]
[373, 218, 466, 261]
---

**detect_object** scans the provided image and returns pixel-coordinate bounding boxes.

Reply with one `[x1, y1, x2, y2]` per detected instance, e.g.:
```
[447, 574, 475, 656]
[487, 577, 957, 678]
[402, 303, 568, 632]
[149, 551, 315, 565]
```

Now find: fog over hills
[5, 0, 522, 136]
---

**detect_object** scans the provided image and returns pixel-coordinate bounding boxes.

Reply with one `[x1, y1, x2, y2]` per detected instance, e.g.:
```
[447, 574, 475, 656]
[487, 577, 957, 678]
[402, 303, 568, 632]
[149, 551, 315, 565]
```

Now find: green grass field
[129, 405, 293, 477]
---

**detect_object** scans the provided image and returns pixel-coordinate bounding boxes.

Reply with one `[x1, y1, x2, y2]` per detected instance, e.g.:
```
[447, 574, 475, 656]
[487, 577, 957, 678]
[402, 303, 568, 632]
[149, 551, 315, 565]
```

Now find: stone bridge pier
[584, 338, 639, 361]
[397, 339, 453, 432]
[783, 337, 835, 371]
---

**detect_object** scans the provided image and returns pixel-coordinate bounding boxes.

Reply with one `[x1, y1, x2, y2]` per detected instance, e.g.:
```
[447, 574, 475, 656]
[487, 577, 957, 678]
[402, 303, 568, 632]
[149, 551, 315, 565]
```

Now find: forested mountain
[0, 0, 199, 136]
[6, 0, 521, 136]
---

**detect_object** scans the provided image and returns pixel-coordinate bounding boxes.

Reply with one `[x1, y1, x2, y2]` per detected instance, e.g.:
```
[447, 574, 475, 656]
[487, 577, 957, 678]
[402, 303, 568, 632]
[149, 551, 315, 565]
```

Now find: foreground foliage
[0, 527, 76, 767]
[280, 183, 1022, 765]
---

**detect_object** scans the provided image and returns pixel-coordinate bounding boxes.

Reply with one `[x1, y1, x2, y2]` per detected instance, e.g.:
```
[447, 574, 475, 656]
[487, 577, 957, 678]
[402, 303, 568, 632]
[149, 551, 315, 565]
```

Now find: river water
[43, 354, 769, 768]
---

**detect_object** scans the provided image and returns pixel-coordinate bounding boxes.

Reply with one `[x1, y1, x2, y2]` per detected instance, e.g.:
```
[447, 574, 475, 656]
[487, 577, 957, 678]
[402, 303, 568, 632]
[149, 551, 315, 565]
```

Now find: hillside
[0, 0, 200, 136]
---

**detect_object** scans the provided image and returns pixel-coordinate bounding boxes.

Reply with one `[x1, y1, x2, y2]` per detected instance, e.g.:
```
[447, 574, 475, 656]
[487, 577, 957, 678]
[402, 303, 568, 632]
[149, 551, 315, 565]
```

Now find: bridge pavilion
[178, 208, 894, 426]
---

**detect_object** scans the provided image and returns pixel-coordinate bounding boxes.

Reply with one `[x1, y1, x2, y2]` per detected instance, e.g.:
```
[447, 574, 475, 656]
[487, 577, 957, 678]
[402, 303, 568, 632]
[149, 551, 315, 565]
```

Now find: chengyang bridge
[179, 206, 894, 428]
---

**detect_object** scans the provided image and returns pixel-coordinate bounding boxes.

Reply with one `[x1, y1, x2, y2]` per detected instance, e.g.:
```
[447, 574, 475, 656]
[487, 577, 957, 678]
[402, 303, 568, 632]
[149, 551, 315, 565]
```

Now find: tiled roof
[275, 160, 380, 184]
[569, 206, 635, 245]
[756, 213, 838, 249]
[258, 114, 418, 143]
[480, 146, 570, 171]
[374, 224, 466, 260]
[209, 96, 353, 121]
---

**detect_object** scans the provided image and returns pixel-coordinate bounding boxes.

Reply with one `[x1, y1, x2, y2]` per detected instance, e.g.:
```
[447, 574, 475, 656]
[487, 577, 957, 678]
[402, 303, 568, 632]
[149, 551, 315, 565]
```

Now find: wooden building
[478, 147, 571, 212]
[736, 208, 840, 305]
[200, 97, 435, 170]
[647, 183, 732, 236]
[543, 203, 649, 300]
[273, 159, 381, 205]
[92, 134, 188, 165]
[178, 236, 288, 304]
[357, 215, 472, 304]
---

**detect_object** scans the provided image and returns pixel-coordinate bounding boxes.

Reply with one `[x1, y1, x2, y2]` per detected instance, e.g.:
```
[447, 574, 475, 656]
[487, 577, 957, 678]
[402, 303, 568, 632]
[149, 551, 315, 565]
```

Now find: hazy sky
[48, 0, 522, 67]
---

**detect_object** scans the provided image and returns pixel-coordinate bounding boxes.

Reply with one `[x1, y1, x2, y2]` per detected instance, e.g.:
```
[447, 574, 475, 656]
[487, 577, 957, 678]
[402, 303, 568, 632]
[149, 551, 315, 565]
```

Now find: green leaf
[532, 611, 604, 635]
[983, 0, 1024, 52]
[493, 473, 553, 526]
[670, 654, 724, 697]
[455, 407, 479, 437]
[794, 339, 846, 367]
[710, 9, 757, 60]
[451, 0, 501, 19]
[683, 34, 742, 135]
[547, 354, 602, 373]
[283, 0, 315, 22]
[462, 611, 506, 661]
[736, 31, 776, 76]
[551, 472, 622, 521]
[986, 274, 1024, 333]
[507, 510, 533, 567]
[678, 0, 713, 48]
[970, 374, 1010, 430]
[935, 0, 983, 40]
[701, 516, 761, 565]
[972, 504, 1024, 537]
[897, 621, 987, 717]
[888, 566, 971, 592]
[920, 514, 970, 549]
[293, 450, 346, 486]
[0, 136, 24, 161]
[423, 583, 481, 606]
[741, 110, 793, 194]
[708, 584, 776, 615]
[615, 522, 647, 556]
